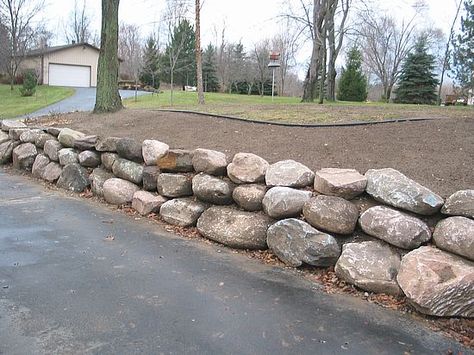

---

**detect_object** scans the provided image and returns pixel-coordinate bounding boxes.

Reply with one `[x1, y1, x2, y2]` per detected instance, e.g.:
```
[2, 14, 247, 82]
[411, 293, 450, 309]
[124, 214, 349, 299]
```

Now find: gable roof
[24, 42, 100, 58]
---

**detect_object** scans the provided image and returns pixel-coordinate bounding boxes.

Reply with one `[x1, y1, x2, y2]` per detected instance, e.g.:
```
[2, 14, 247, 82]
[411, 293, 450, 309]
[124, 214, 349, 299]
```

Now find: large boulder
[227, 153, 269, 184]
[116, 137, 143, 163]
[397, 246, 474, 317]
[42, 162, 62, 182]
[142, 139, 169, 166]
[44, 140, 63, 161]
[267, 218, 340, 267]
[157, 149, 194, 172]
[262, 187, 312, 219]
[142, 166, 160, 191]
[46, 127, 61, 137]
[78, 150, 101, 168]
[0, 140, 20, 164]
[90, 167, 114, 197]
[192, 148, 228, 175]
[132, 191, 167, 215]
[95, 136, 120, 152]
[0, 131, 9, 144]
[1, 120, 26, 132]
[192, 173, 235, 205]
[19, 129, 42, 144]
[359, 206, 431, 249]
[335, 241, 401, 296]
[58, 148, 79, 166]
[58, 128, 86, 148]
[12, 143, 37, 170]
[197, 206, 273, 249]
[265, 160, 314, 188]
[303, 195, 359, 235]
[34, 133, 55, 149]
[157, 173, 193, 198]
[74, 135, 98, 151]
[9, 128, 28, 140]
[365, 168, 444, 215]
[314, 168, 367, 200]
[56, 163, 90, 192]
[232, 184, 267, 211]
[433, 217, 474, 261]
[102, 178, 140, 205]
[101, 152, 118, 171]
[32, 154, 50, 178]
[112, 158, 143, 184]
[159, 198, 208, 227]
[441, 190, 474, 219]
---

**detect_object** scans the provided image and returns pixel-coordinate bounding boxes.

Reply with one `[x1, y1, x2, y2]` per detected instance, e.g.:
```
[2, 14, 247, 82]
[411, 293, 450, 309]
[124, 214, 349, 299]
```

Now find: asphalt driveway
[22, 87, 150, 118]
[0, 169, 470, 354]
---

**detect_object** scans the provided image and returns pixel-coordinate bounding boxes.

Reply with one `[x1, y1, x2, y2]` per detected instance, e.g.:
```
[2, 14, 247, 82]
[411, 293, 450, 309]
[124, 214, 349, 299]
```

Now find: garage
[49, 63, 91, 87]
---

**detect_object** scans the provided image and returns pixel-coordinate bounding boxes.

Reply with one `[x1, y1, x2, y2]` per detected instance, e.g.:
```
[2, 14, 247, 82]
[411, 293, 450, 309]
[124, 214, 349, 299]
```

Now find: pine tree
[337, 47, 367, 102]
[452, 0, 474, 94]
[202, 44, 219, 92]
[394, 37, 439, 104]
[140, 36, 160, 89]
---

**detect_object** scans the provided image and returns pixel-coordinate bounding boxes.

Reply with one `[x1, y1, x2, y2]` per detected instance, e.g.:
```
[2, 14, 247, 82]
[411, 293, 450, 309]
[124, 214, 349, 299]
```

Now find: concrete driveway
[22, 87, 150, 118]
[0, 170, 469, 355]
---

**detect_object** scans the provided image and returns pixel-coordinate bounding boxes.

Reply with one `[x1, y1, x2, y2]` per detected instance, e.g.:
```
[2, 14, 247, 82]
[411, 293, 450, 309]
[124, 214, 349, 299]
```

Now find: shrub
[19, 70, 38, 97]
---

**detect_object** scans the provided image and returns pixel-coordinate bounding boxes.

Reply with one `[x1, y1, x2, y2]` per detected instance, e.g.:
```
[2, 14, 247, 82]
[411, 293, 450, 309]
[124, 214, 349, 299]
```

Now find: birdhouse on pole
[268, 52, 281, 68]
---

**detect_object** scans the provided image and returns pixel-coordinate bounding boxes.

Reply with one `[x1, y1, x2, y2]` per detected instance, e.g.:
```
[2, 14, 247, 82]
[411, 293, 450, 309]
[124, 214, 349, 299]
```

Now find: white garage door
[49, 63, 91, 87]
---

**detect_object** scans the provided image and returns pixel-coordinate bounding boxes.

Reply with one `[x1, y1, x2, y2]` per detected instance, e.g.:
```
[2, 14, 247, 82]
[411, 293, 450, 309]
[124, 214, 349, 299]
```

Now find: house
[21, 42, 100, 87]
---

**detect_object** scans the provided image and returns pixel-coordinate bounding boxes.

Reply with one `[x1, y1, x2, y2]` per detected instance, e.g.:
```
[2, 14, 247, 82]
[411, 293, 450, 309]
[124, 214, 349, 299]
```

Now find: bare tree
[252, 39, 271, 96]
[118, 23, 143, 100]
[0, 0, 44, 90]
[195, 0, 204, 104]
[271, 25, 299, 96]
[64, 0, 92, 44]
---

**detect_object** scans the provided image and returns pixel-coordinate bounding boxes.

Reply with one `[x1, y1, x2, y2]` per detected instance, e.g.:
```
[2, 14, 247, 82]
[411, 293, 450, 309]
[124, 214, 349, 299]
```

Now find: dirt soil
[31, 109, 473, 197]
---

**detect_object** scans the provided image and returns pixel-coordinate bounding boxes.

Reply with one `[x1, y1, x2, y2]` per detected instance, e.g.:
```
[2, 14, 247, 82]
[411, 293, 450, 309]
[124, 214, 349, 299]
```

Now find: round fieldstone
[227, 153, 269, 184]
[433, 216, 474, 261]
[265, 160, 314, 188]
[192, 173, 235, 205]
[314, 168, 367, 199]
[232, 184, 267, 211]
[262, 187, 312, 219]
[192, 148, 228, 175]
[159, 198, 208, 227]
[103, 178, 140, 205]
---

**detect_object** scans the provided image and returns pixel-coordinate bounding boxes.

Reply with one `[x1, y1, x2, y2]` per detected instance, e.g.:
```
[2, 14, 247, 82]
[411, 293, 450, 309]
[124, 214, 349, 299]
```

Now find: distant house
[21, 42, 100, 87]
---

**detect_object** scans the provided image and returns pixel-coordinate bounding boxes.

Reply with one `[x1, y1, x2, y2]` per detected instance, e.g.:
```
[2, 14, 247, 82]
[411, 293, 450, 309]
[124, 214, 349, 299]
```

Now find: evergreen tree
[337, 47, 367, 102]
[202, 44, 219, 92]
[452, 0, 474, 94]
[139, 36, 160, 89]
[394, 37, 438, 104]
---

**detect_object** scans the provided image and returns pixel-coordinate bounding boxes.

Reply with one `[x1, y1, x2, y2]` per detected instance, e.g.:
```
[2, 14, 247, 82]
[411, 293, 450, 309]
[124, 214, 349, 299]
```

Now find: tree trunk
[94, 0, 123, 113]
[318, 25, 328, 104]
[195, 0, 205, 104]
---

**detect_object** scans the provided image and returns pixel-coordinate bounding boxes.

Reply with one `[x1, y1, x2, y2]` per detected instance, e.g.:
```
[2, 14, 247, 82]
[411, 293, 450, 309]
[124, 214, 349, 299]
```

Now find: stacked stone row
[0, 119, 472, 318]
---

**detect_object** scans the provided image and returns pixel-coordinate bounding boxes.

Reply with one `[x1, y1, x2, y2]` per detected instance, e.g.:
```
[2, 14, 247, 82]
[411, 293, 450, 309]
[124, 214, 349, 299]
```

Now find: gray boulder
[0, 140, 20, 164]
[46, 127, 61, 137]
[103, 178, 140, 205]
[397, 246, 474, 317]
[227, 153, 269, 184]
[116, 137, 143, 163]
[157, 173, 193, 198]
[57, 163, 90, 192]
[232, 184, 267, 211]
[44, 140, 63, 161]
[335, 241, 401, 296]
[58, 148, 79, 166]
[95, 136, 120, 152]
[112, 158, 144, 184]
[90, 167, 114, 196]
[0, 131, 9, 144]
[197, 206, 273, 249]
[192, 148, 228, 175]
[192, 173, 235, 205]
[1, 120, 26, 131]
[433, 217, 474, 261]
[314, 168, 367, 200]
[359, 206, 432, 249]
[42, 162, 62, 182]
[142, 139, 169, 166]
[160, 198, 208, 227]
[441, 190, 474, 219]
[101, 152, 118, 171]
[132, 191, 167, 215]
[58, 128, 86, 148]
[9, 128, 28, 140]
[303, 195, 359, 235]
[12, 143, 37, 170]
[262, 187, 312, 219]
[142, 165, 160, 191]
[78, 150, 101, 168]
[157, 149, 194, 172]
[365, 168, 444, 215]
[32, 154, 50, 178]
[267, 218, 340, 267]
[74, 135, 98, 151]
[19, 129, 42, 143]
[34, 133, 55, 148]
[265, 160, 314, 188]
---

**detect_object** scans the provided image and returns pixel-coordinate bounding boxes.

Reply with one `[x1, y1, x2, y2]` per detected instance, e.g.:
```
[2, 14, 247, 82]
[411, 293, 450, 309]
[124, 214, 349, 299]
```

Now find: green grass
[124, 90, 473, 124]
[0, 84, 74, 118]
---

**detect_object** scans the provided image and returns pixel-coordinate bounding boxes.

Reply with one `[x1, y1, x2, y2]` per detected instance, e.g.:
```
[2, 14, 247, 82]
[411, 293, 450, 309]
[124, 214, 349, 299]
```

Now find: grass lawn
[124, 90, 474, 124]
[0, 84, 74, 118]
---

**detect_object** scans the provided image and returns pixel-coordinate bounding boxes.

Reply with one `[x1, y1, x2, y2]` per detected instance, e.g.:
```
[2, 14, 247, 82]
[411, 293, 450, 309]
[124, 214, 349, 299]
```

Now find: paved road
[0, 170, 470, 355]
[21, 87, 150, 118]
